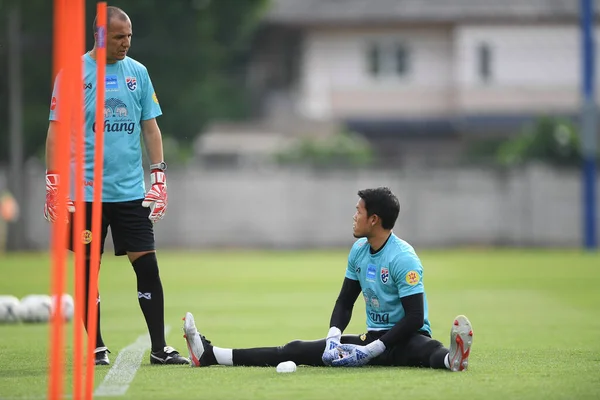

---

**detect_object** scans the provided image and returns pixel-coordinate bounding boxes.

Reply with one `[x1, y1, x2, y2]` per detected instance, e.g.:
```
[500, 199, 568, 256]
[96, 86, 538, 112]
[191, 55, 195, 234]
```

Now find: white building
[242, 0, 600, 165]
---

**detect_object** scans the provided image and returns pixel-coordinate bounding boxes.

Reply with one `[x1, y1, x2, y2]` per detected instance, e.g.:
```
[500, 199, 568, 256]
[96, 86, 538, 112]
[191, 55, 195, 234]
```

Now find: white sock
[444, 353, 450, 369]
[213, 347, 233, 366]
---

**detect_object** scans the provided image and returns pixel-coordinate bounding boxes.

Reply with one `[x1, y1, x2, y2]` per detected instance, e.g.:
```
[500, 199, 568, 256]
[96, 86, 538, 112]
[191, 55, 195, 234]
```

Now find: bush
[495, 116, 585, 167]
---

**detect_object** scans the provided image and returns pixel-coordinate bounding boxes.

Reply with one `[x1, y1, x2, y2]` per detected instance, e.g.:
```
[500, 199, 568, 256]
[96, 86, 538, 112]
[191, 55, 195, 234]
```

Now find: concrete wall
[9, 163, 599, 251]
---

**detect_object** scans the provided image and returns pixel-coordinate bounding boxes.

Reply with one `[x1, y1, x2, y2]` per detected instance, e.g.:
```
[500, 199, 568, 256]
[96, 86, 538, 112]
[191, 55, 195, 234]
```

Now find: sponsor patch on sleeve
[405, 270, 420, 286]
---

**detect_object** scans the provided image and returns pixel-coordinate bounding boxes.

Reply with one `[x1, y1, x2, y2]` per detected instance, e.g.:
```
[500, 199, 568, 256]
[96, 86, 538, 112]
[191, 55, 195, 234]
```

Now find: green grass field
[0, 249, 599, 400]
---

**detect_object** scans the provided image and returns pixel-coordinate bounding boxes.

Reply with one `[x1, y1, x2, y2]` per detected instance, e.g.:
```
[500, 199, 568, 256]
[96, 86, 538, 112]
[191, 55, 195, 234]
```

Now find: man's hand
[330, 340, 386, 367]
[322, 327, 342, 366]
[44, 172, 75, 223]
[142, 170, 167, 223]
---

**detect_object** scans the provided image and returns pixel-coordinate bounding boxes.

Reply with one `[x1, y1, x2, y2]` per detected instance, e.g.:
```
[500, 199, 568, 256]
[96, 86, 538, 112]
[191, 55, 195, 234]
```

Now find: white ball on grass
[18, 294, 52, 323]
[51, 293, 74, 322]
[0, 295, 21, 323]
[276, 361, 297, 373]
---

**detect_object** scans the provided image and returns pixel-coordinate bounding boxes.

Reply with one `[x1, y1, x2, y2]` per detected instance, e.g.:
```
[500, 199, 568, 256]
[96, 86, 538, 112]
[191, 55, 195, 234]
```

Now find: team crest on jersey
[126, 76, 137, 91]
[405, 270, 420, 286]
[359, 333, 367, 342]
[380, 267, 389, 284]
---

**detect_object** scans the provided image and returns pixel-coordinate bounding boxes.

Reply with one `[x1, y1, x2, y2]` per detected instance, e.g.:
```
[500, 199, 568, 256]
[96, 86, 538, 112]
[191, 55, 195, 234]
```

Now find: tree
[495, 116, 588, 167]
[0, 0, 270, 164]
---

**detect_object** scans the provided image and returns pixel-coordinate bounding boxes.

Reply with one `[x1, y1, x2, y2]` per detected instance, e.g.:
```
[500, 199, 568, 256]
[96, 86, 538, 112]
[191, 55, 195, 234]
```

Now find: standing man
[183, 187, 473, 371]
[44, 6, 188, 366]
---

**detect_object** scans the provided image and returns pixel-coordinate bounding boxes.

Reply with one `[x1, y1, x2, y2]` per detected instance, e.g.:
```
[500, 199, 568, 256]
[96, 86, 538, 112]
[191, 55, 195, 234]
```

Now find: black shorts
[67, 199, 155, 257]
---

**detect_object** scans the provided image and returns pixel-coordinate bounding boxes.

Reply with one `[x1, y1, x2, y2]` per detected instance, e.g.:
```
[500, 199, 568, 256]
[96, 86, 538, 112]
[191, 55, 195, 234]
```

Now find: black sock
[132, 252, 165, 352]
[84, 259, 105, 348]
[232, 339, 325, 366]
[232, 347, 284, 367]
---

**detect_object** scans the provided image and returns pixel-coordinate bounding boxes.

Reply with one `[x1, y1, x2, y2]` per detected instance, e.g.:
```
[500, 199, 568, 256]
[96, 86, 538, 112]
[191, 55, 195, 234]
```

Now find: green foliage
[275, 130, 375, 168]
[0, 0, 269, 164]
[496, 116, 584, 167]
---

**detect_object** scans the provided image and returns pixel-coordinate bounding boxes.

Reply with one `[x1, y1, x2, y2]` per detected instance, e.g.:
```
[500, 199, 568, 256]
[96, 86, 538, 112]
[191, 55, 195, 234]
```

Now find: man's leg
[377, 315, 473, 371]
[111, 199, 188, 365]
[128, 251, 166, 352]
[383, 333, 449, 369]
[231, 339, 328, 367]
[68, 202, 110, 365]
[183, 312, 365, 367]
[84, 257, 109, 364]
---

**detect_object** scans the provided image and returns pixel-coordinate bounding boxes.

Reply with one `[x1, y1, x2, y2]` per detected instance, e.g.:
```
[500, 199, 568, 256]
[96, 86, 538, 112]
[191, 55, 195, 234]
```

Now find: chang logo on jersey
[104, 98, 129, 118]
[363, 288, 380, 310]
[369, 311, 390, 324]
[92, 98, 136, 134]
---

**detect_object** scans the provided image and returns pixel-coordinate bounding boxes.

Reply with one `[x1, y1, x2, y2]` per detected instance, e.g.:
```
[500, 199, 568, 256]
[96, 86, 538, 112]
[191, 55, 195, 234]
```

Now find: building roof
[265, 0, 597, 25]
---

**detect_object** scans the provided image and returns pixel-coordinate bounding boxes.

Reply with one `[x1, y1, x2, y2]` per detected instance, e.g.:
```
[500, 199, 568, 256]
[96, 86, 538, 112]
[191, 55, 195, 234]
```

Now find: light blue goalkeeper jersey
[345, 233, 431, 335]
[49, 53, 162, 202]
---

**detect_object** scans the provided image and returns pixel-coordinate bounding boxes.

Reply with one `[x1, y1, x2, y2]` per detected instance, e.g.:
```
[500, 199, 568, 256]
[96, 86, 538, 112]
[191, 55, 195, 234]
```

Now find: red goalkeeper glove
[44, 172, 75, 223]
[142, 170, 167, 223]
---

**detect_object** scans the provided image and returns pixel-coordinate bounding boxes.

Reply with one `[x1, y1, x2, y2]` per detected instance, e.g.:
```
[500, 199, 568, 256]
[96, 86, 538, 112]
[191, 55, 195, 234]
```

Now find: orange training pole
[85, 3, 107, 399]
[72, 0, 86, 398]
[48, 0, 72, 398]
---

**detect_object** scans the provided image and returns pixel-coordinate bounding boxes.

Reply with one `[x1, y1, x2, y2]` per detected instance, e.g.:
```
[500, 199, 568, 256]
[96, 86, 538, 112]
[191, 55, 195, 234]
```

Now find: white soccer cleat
[183, 312, 205, 367]
[448, 315, 473, 372]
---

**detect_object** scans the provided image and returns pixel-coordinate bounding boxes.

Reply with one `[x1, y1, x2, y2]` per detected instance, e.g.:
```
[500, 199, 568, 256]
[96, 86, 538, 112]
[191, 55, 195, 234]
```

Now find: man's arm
[328, 294, 424, 367]
[322, 277, 362, 365]
[141, 118, 168, 222]
[45, 122, 59, 171]
[43, 121, 75, 222]
[378, 293, 424, 347]
[141, 118, 164, 165]
[329, 277, 362, 331]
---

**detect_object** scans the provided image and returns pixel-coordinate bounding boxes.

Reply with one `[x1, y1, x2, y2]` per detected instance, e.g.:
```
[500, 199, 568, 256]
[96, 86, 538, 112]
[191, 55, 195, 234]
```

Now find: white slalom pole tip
[276, 361, 297, 373]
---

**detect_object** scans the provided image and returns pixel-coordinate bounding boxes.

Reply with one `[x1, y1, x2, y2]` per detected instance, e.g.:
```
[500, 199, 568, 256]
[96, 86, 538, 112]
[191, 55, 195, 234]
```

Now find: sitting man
[183, 187, 472, 370]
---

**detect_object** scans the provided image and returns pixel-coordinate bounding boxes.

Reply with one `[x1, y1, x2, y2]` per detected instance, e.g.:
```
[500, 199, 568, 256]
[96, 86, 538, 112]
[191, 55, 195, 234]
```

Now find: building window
[478, 42, 492, 82]
[395, 44, 409, 75]
[367, 42, 381, 76]
[366, 41, 410, 78]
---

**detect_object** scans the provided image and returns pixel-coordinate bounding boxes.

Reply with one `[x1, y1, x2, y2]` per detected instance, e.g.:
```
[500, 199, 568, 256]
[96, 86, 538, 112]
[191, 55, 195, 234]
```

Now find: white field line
[93, 325, 171, 397]
[1, 326, 175, 399]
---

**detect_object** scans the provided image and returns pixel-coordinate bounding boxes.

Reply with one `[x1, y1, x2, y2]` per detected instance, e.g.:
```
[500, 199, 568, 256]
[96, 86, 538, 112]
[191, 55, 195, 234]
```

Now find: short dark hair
[93, 6, 128, 33]
[357, 187, 400, 230]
